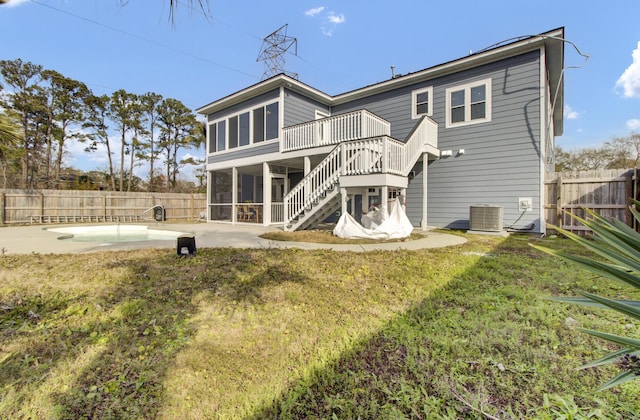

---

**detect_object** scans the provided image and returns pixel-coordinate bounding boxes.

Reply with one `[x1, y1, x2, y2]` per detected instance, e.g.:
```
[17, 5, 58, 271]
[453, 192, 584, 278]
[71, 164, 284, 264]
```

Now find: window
[229, 116, 238, 149]
[239, 112, 250, 146]
[265, 102, 279, 140]
[208, 123, 216, 153]
[253, 107, 265, 143]
[411, 86, 433, 119]
[216, 120, 226, 151]
[445, 78, 492, 128]
[209, 100, 279, 153]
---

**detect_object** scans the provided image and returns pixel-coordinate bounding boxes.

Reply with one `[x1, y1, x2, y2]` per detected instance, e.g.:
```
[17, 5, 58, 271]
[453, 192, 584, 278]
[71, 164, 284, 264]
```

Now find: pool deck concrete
[0, 222, 467, 255]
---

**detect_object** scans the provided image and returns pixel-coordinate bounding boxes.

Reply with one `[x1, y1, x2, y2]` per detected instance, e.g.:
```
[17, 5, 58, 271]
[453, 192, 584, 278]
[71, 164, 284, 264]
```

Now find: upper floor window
[216, 121, 226, 152]
[445, 78, 492, 128]
[265, 102, 279, 140]
[411, 86, 433, 119]
[209, 100, 279, 153]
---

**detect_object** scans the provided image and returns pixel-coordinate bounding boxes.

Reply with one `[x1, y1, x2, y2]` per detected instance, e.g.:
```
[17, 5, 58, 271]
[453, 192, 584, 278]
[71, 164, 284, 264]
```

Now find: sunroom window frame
[207, 99, 280, 154]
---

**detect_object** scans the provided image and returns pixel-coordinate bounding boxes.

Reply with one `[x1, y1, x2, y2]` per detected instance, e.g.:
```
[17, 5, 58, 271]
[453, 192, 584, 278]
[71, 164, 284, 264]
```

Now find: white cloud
[304, 6, 345, 37]
[304, 6, 325, 17]
[627, 118, 640, 131]
[327, 12, 345, 24]
[2, 0, 31, 8]
[615, 41, 640, 98]
[564, 105, 579, 120]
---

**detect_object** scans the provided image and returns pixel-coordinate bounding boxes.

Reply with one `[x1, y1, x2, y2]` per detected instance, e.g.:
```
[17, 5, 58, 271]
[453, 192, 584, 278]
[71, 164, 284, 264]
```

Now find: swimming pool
[46, 225, 192, 243]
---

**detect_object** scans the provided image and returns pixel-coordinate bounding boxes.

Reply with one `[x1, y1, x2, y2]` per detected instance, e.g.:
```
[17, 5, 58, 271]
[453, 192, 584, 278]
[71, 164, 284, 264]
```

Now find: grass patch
[260, 228, 426, 244]
[1, 234, 639, 418]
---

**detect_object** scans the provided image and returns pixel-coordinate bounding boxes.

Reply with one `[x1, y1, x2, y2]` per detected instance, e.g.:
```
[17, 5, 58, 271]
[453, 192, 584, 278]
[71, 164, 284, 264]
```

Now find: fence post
[636, 168, 640, 233]
[39, 192, 44, 223]
[555, 175, 562, 231]
[626, 170, 634, 229]
[0, 193, 5, 225]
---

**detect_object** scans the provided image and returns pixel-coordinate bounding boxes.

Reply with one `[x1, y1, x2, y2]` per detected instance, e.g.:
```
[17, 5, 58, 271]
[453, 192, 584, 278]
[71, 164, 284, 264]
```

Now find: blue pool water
[47, 225, 190, 243]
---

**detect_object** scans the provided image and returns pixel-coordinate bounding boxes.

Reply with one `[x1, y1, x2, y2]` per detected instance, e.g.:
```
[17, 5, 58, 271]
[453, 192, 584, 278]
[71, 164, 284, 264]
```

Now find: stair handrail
[284, 116, 438, 230]
[284, 136, 391, 228]
[397, 115, 439, 176]
[284, 144, 343, 226]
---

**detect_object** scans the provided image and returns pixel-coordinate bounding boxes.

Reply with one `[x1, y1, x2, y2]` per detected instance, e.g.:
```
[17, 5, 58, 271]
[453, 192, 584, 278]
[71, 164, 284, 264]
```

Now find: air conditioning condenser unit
[469, 205, 503, 232]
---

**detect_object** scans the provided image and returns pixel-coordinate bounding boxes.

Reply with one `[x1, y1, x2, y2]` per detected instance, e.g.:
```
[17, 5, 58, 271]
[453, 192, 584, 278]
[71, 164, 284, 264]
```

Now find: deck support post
[381, 186, 388, 215]
[362, 188, 370, 215]
[232, 167, 238, 224]
[341, 187, 348, 218]
[421, 154, 428, 231]
[263, 162, 271, 226]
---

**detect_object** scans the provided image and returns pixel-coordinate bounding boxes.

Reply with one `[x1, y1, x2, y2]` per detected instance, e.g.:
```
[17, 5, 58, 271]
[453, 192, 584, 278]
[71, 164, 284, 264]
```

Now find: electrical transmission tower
[256, 24, 298, 80]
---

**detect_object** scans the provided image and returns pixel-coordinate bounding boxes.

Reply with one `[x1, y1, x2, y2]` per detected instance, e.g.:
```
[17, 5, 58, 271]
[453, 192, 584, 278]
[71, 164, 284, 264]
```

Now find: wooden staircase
[284, 115, 438, 231]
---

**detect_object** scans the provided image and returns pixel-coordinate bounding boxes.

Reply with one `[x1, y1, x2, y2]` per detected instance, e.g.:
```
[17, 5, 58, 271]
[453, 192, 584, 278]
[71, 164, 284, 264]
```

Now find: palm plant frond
[532, 201, 640, 390]
[597, 370, 638, 392]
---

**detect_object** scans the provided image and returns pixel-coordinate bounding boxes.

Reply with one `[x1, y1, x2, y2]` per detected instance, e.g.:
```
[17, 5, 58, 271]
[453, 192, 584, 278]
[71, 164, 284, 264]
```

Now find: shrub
[531, 202, 640, 390]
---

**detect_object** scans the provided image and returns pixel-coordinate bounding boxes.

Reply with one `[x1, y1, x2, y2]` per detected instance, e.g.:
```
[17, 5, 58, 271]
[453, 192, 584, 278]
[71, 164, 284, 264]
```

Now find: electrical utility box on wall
[469, 205, 503, 232]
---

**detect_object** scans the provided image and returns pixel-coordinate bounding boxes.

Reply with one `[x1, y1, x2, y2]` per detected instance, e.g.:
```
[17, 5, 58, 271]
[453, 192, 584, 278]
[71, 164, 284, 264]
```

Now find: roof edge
[197, 27, 565, 118]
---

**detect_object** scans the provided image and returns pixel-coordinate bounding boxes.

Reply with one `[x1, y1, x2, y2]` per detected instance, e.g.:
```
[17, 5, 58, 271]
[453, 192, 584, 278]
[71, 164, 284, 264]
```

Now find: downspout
[539, 47, 547, 236]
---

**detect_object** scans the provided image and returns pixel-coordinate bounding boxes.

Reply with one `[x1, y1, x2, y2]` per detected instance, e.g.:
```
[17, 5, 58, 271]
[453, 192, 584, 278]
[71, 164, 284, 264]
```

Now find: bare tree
[554, 133, 640, 172]
[603, 133, 640, 169]
[83, 94, 117, 191]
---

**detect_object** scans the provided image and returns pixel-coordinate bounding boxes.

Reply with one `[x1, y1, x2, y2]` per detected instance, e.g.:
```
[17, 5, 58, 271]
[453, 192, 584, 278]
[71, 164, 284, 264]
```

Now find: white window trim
[208, 98, 281, 154]
[411, 86, 433, 119]
[445, 78, 492, 128]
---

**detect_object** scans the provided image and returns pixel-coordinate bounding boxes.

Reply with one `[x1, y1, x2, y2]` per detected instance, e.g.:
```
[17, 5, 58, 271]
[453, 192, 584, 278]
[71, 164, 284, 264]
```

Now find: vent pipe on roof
[390, 65, 395, 79]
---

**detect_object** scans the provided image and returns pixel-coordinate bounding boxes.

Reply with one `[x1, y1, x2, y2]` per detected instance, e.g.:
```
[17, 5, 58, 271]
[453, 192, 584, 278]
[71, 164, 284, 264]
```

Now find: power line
[30, 0, 260, 81]
[30, 0, 350, 95]
[177, 1, 350, 90]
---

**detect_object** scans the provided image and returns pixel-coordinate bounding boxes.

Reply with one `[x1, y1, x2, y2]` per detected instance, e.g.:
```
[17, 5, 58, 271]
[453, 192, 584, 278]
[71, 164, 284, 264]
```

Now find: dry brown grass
[260, 228, 426, 244]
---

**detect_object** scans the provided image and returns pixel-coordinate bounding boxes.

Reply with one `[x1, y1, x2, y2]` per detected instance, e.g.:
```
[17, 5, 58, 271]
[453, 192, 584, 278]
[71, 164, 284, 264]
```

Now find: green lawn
[1, 233, 639, 418]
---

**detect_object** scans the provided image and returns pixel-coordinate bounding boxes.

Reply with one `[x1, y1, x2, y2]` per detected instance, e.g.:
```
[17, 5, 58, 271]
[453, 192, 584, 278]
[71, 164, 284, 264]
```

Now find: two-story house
[197, 27, 565, 235]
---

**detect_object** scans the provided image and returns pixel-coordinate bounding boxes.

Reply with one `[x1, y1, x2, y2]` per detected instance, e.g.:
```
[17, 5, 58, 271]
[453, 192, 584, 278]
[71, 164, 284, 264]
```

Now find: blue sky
[2, 0, 640, 177]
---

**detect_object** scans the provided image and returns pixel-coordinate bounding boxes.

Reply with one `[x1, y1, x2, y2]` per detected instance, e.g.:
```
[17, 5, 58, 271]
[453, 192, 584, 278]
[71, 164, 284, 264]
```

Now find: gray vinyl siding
[333, 88, 413, 140]
[334, 51, 543, 231]
[201, 46, 548, 232]
[206, 89, 279, 122]
[283, 89, 330, 127]
[407, 51, 543, 231]
[207, 141, 280, 164]
[405, 162, 424, 224]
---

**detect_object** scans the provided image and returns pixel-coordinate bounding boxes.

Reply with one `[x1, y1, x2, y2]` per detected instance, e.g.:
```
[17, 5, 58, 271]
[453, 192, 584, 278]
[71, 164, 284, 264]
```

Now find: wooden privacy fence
[0, 189, 206, 225]
[544, 169, 635, 233]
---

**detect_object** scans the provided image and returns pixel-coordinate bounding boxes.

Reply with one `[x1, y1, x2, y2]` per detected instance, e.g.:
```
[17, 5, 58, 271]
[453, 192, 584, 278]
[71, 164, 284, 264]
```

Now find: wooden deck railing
[281, 109, 391, 152]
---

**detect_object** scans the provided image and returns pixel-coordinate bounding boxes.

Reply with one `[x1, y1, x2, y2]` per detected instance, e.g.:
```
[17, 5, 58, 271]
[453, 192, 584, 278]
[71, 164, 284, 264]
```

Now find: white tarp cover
[333, 197, 414, 239]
